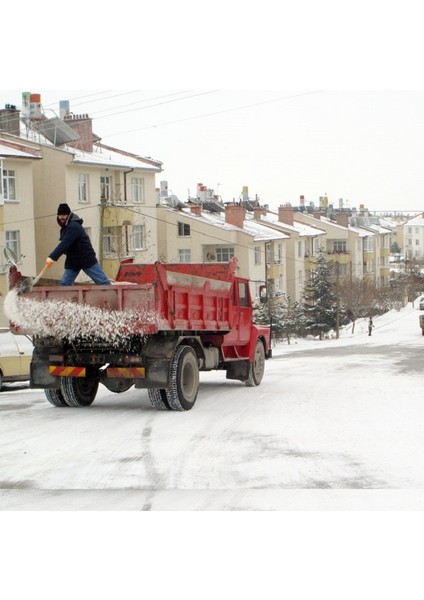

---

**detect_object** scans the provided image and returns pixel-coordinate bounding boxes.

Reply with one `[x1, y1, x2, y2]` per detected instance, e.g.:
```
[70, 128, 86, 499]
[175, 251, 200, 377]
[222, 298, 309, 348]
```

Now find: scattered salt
[4, 289, 167, 345]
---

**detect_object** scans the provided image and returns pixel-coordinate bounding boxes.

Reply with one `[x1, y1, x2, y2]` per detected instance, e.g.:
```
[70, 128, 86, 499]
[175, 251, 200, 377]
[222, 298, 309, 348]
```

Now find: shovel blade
[20, 278, 33, 294]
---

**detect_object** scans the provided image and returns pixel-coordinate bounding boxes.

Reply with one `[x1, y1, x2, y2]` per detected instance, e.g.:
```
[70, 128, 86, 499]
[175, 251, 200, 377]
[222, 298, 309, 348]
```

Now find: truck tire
[147, 388, 171, 410]
[45, 387, 69, 407]
[245, 340, 265, 387]
[166, 345, 199, 411]
[61, 376, 99, 407]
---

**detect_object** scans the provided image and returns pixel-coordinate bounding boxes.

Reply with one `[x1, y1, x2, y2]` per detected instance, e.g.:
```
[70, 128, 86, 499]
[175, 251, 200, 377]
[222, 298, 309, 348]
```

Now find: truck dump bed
[7, 260, 240, 340]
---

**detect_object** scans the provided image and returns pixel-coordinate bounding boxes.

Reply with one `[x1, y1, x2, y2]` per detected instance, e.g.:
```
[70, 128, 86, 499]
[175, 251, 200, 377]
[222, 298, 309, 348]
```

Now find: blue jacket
[49, 212, 98, 269]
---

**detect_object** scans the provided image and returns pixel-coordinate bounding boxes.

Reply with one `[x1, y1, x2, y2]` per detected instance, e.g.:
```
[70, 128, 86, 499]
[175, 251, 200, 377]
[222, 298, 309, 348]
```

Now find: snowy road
[1, 302, 424, 510]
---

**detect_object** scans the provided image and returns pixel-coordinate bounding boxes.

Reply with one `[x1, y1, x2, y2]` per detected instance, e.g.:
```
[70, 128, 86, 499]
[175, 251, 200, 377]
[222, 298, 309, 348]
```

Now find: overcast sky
[2, 89, 423, 215]
[2, 2, 423, 218]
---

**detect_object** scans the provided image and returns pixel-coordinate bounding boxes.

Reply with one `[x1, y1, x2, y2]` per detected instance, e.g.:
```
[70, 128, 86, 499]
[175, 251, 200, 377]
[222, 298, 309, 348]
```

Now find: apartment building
[0, 135, 40, 323]
[156, 199, 289, 300]
[0, 99, 162, 303]
[402, 213, 424, 261]
[251, 204, 326, 302]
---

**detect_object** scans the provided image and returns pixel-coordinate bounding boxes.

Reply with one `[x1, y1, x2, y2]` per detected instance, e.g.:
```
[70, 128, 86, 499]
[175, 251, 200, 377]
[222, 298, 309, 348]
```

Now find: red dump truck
[8, 259, 271, 411]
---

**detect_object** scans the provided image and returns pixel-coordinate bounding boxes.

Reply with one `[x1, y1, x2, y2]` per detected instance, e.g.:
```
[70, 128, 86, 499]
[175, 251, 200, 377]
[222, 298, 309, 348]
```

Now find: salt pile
[4, 290, 166, 344]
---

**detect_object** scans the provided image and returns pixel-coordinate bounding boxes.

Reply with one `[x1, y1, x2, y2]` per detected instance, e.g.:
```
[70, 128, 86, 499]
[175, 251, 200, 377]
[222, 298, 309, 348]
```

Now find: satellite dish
[169, 195, 179, 208]
[3, 247, 18, 265]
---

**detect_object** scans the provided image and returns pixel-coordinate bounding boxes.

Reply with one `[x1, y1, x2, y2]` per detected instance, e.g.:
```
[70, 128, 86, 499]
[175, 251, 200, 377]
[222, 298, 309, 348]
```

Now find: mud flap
[225, 360, 250, 382]
[30, 362, 60, 389]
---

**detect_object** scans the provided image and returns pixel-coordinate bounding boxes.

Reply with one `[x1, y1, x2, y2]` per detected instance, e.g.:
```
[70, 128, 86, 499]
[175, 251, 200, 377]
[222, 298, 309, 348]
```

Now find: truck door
[225, 280, 251, 345]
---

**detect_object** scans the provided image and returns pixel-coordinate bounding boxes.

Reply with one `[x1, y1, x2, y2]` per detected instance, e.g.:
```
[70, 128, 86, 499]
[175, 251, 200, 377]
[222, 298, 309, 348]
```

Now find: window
[133, 224, 145, 250]
[130, 177, 144, 203]
[2, 169, 16, 200]
[364, 237, 373, 251]
[178, 249, 191, 263]
[298, 241, 302, 257]
[100, 176, 112, 200]
[216, 247, 234, 262]
[333, 240, 346, 252]
[78, 174, 89, 203]
[103, 226, 118, 255]
[6, 230, 20, 259]
[238, 282, 248, 307]
[254, 246, 261, 265]
[416, 239, 420, 245]
[277, 243, 282, 263]
[178, 222, 190, 236]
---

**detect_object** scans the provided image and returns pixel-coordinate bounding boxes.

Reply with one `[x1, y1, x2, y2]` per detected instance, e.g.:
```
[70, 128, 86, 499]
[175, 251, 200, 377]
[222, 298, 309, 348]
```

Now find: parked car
[0, 328, 33, 390]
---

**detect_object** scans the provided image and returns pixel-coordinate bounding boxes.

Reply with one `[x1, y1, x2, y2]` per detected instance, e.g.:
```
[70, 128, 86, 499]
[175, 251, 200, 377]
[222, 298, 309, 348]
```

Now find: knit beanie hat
[57, 203, 71, 215]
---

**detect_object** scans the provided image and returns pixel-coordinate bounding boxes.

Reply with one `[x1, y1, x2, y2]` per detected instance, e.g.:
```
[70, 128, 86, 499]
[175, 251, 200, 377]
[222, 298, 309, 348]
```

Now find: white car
[0, 328, 33, 390]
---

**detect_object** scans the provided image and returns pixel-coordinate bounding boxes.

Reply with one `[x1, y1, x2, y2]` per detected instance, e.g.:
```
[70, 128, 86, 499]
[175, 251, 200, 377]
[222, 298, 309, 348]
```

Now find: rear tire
[61, 375, 99, 407]
[245, 340, 265, 387]
[166, 345, 199, 411]
[147, 388, 171, 410]
[45, 386, 69, 407]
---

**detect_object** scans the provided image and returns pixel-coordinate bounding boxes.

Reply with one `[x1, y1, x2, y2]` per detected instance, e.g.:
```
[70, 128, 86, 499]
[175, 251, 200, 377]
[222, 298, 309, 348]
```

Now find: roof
[259, 211, 326, 237]
[70, 144, 162, 172]
[165, 206, 289, 242]
[0, 139, 42, 159]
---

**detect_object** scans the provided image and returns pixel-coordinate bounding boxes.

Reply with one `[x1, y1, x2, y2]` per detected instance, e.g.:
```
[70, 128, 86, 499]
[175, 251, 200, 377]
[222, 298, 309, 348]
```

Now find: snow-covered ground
[2, 299, 424, 598]
[2, 299, 424, 509]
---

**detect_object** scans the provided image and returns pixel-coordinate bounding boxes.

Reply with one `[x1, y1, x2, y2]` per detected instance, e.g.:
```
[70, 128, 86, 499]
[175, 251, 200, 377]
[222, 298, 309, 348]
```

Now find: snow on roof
[260, 211, 326, 237]
[13, 118, 162, 171]
[70, 144, 162, 171]
[362, 223, 392, 235]
[0, 140, 42, 159]
[168, 206, 289, 242]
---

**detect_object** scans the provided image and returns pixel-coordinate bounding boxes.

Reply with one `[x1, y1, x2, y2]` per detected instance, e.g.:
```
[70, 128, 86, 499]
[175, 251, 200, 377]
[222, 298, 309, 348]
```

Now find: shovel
[21, 263, 50, 294]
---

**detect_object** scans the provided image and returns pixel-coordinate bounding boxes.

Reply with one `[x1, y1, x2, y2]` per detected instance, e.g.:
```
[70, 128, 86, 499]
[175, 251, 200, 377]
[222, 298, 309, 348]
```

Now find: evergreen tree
[302, 251, 339, 339]
[279, 296, 307, 343]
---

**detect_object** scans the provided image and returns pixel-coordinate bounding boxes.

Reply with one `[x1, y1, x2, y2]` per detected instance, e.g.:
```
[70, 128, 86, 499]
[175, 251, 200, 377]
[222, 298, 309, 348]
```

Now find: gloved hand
[46, 258, 55, 268]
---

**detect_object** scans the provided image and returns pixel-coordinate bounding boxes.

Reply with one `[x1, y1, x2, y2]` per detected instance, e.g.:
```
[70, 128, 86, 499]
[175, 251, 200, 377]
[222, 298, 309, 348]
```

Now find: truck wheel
[61, 376, 99, 407]
[45, 387, 69, 407]
[245, 340, 265, 387]
[166, 345, 199, 411]
[147, 388, 171, 410]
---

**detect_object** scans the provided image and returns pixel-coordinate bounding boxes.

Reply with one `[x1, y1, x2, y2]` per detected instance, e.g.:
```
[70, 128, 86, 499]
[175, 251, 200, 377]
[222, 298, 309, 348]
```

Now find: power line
[104, 90, 325, 137]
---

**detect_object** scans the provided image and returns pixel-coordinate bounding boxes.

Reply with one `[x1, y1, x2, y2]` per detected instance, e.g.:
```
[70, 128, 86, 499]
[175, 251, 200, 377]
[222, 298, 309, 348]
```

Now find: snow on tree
[302, 250, 339, 340]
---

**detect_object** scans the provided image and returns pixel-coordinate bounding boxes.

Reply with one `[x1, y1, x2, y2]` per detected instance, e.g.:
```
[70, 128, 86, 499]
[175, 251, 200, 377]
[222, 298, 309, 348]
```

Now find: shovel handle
[33, 263, 50, 285]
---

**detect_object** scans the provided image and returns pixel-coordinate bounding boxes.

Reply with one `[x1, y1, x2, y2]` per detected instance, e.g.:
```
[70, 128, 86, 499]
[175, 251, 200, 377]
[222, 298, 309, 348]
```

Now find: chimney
[64, 113, 94, 152]
[278, 203, 294, 226]
[225, 203, 246, 228]
[0, 105, 20, 137]
[253, 206, 267, 220]
[335, 212, 350, 227]
[190, 203, 202, 216]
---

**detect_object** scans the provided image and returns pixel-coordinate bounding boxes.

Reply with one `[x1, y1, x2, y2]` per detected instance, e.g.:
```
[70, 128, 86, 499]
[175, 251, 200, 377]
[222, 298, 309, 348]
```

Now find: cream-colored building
[0, 135, 41, 325]
[0, 102, 162, 326]
[156, 201, 289, 300]
[252, 204, 326, 301]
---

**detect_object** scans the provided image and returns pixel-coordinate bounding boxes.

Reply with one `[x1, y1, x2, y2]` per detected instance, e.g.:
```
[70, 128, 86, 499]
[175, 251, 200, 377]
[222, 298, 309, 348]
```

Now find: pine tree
[302, 250, 339, 340]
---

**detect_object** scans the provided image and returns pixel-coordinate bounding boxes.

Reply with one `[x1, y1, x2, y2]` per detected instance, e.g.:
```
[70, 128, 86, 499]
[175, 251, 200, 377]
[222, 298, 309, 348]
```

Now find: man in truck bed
[46, 203, 111, 286]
